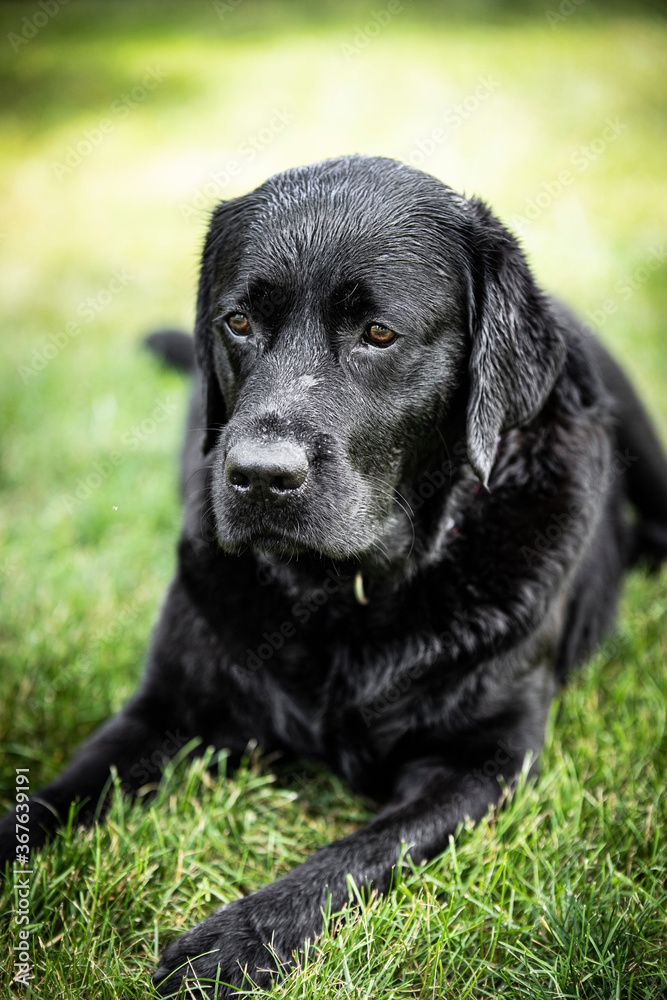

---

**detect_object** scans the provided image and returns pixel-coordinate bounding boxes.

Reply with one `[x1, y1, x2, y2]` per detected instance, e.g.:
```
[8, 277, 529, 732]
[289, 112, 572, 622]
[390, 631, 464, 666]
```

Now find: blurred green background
[0, 1, 666, 996]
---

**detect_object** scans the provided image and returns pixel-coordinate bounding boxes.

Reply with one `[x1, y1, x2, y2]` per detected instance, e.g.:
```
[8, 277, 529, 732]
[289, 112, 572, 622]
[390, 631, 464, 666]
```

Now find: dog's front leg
[0, 692, 191, 873]
[0, 569, 254, 875]
[152, 748, 528, 999]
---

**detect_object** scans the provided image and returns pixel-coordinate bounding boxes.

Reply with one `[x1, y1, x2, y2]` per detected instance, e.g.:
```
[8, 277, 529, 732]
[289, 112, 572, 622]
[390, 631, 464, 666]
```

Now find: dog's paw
[152, 898, 283, 999]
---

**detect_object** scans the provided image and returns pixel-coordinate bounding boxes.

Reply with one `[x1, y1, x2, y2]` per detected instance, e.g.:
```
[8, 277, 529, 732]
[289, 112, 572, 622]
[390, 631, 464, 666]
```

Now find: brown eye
[227, 313, 251, 335]
[364, 323, 397, 347]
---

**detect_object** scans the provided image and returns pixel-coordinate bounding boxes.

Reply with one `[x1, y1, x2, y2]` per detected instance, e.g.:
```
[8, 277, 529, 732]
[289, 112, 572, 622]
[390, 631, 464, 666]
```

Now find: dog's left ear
[194, 202, 230, 455]
[464, 199, 566, 486]
[194, 198, 255, 455]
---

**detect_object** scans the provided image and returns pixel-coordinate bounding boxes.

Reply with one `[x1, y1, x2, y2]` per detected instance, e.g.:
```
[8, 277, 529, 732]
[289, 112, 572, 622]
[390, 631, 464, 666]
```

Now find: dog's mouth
[220, 523, 310, 556]
[211, 473, 393, 562]
[213, 510, 377, 561]
[207, 431, 417, 564]
[210, 485, 416, 570]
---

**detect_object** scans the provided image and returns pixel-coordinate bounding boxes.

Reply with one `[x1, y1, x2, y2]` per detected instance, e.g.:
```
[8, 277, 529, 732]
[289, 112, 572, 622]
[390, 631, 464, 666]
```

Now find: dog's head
[194, 155, 564, 563]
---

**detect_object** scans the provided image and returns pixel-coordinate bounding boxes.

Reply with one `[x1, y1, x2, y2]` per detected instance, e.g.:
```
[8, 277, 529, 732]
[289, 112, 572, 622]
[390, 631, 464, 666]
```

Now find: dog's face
[195, 156, 565, 563]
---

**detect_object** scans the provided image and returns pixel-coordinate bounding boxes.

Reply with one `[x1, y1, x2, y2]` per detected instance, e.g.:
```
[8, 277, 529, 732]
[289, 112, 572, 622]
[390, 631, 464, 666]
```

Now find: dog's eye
[227, 313, 252, 336]
[364, 323, 397, 347]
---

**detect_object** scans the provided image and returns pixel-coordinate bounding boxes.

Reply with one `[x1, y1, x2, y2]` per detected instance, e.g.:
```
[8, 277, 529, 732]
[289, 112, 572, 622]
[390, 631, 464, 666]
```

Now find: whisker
[363, 473, 416, 559]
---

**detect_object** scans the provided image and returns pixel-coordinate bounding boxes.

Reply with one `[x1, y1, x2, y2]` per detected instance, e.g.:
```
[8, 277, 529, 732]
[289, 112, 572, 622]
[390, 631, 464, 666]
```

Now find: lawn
[0, 1, 666, 997]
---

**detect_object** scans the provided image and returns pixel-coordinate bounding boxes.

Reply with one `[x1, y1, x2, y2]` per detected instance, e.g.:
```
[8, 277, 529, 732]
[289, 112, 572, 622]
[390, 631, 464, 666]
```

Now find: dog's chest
[250, 614, 429, 788]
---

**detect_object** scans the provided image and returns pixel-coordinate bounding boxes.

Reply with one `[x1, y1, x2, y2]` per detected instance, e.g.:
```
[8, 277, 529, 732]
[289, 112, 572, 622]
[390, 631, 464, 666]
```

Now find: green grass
[0, 2, 666, 997]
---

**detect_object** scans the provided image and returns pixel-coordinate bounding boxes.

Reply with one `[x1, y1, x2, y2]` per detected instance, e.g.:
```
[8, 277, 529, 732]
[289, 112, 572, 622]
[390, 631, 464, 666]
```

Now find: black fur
[2, 155, 666, 999]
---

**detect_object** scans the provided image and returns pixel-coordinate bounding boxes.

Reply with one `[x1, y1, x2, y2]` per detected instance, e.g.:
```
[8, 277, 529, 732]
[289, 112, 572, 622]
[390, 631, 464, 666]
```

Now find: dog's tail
[144, 329, 195, 373]
[589, 336, 667, 571]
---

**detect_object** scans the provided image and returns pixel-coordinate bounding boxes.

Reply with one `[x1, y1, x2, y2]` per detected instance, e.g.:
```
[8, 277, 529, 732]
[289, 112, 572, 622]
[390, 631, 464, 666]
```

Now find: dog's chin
[212, 510, 386, 562]
[214, 515, 415, 572]
[211, 494, 416, 568]
[215, 528, 365, 561]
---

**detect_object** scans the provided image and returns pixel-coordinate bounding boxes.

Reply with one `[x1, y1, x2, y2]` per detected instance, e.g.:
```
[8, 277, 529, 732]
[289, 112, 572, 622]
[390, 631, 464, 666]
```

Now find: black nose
[225, 440, 308, 502]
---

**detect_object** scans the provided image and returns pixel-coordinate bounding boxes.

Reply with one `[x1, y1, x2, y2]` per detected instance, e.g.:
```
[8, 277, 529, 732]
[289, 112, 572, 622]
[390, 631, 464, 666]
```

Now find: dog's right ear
[464, 199, 566, 486]
[193, 201, 241, 455]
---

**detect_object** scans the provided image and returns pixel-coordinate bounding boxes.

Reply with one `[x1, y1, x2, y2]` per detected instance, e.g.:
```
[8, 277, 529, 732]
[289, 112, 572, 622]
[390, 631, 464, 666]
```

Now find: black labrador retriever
[2, 155, 666, 998]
